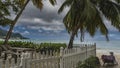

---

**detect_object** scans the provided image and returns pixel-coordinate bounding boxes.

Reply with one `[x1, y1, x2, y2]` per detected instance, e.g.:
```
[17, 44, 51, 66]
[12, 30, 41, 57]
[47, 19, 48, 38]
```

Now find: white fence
[0, 57, 21, 68]
[0, 43, 96, 68]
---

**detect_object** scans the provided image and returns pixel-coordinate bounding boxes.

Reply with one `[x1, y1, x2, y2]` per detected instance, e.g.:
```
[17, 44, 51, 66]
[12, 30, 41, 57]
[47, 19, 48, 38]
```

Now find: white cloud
[52, 20, 63, 25]
[12, 30, 19, 33]
[40, 26, 64, 31]
[40, 26, 54, 31]
[17, 17, 63, 26]
[21, 31, 30, 35]
[21, 27, 26, 30]
[27, 26, 40, 30]
[53, 30, 61, 33]
[109, 34, 115, 37]
[34, 18, 41, 22]
[38, 30, 42, 33]
[15, 0, 68, 34]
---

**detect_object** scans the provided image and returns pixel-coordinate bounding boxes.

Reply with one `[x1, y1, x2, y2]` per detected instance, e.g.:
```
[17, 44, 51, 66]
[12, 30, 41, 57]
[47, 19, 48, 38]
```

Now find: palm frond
[58, 0, 73, 14]
[81, 0, 97, 23]
[94, 7, 109, 41]
[115, 0, 120, 3]
[32, 0, 43, 10]
[18, 0, 27, 7]
[99, 0, 120, 31]
[0, 18, 13, 26]
[59, 0, 120, 42]
[49, 0, 57, 5]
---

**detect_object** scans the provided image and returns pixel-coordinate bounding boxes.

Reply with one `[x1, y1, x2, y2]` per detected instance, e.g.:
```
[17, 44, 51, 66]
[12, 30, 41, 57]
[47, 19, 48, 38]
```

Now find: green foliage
[0, 41, 67, 51]
[0, 41, 3, 45]
[0, 0, 26, 26]
[76, 56, 100, 68]
[8, 41, 36, 48]
[59, 0, 120, 42]
[39, 43, 66, 51]
[32, 0, 56, 10]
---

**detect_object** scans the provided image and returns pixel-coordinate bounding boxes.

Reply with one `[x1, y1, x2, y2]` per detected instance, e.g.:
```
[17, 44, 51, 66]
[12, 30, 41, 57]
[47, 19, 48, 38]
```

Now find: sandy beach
[97, 49, 120, 68]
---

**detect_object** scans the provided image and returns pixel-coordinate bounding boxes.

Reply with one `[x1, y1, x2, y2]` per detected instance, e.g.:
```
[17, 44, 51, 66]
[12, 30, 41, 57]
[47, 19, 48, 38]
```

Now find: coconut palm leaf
[0, 18, 13, 26]
[59, 0, 120, 48]
[99, 0, 120, 31]
[32, 0, 43, 9]
[32, 0, 56, 10]
[58, 0, 73, 13]
[49, 0, 57, 5]
[115, 0, 120, 3]
[0, 0, 25, 26]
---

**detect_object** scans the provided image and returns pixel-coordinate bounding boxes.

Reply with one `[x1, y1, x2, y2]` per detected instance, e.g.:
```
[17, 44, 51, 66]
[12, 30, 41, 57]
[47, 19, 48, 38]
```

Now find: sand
[97, 50, 120, 68]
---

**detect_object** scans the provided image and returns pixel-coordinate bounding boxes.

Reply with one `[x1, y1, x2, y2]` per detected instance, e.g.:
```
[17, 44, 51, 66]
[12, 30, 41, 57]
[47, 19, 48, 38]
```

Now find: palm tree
[2, 0, 56, 51]
[0, 0, 24, 50]
[2, 0, 30, 50]
[58, 0, 120, 48]
[0, 0, 19, 26]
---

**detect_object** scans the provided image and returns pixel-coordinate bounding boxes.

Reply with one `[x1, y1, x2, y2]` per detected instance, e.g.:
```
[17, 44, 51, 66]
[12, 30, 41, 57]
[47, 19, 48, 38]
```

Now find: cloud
[109, 34, 116, 37]
[53, 30, 62, 33]
[13, 30, 19, 33]
[18, 0, 67, 22]
[40, 26, 64, 31]
[21, 31, 30, 35]
[16, 0, 119, 33]
[6, 0, 119, 40]
[15, 0, 69, 33]
[38, 30, 42, 33]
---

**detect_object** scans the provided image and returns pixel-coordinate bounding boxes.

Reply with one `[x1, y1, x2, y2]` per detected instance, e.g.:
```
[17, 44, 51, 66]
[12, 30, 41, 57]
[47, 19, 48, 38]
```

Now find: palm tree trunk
[68, 26, 78, 49]
[68, 23, 81, 49]
[68, 31, 76, 49]
[2, 0, 30, 51]
[3, 24, 14, 50]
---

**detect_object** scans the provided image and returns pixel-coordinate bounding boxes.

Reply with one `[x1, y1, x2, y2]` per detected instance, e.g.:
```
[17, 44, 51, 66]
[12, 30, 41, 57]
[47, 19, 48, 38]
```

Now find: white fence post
[10, 58, 16, 68]
[60, 47, 64, 68]
[5, 59, 9, 68]
[26, 58, 31, 68]
[21, 58, 26, 68]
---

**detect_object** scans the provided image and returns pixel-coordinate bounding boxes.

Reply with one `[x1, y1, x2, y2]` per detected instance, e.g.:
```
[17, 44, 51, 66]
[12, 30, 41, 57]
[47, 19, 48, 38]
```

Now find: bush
[76, 56, 100, 68]
[36, 43, 66, 52]
[76, 63, 89, 68]
[0, 41, 67, 52]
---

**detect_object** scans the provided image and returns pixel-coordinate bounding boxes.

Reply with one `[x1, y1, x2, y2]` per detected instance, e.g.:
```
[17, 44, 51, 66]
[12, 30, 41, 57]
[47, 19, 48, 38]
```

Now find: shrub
[76, 61, 88, 68]
[37, 43, 66, 52]
[76, 56, 100, 68]
[0, 41, 67, 52]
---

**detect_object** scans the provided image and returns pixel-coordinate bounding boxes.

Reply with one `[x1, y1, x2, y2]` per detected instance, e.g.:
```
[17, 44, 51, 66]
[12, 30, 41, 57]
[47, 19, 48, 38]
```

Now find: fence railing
[0, 43, 96, 68]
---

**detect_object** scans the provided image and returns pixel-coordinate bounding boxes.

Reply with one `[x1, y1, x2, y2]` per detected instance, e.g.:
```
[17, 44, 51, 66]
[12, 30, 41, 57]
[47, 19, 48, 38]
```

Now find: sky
[1, 0, 120, 41]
